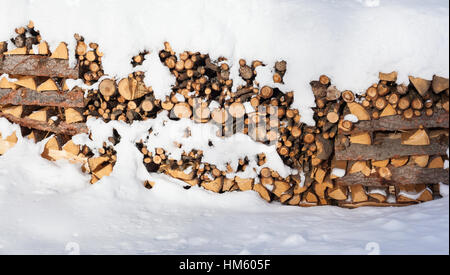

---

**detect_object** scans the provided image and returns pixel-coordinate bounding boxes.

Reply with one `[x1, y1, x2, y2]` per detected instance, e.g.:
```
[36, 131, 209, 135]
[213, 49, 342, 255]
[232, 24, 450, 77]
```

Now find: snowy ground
[1, 0, 449, 254]
[0, 122, 448, 255]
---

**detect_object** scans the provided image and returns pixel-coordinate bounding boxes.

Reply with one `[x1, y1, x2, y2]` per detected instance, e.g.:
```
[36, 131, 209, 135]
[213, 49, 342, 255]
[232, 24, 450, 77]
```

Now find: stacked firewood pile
[75, 34, 104, 85]
[84, 71, 159, 122]
[329, 72, 449, 207]
[137, 66, 448, 207]
[1, 23, 448, 207]
[0, 23, 116, 184]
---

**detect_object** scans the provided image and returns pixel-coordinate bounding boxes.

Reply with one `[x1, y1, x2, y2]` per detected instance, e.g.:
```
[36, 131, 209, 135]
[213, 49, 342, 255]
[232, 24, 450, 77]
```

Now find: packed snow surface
[1, 0, 449, 254]
[1, 118, 449, 255]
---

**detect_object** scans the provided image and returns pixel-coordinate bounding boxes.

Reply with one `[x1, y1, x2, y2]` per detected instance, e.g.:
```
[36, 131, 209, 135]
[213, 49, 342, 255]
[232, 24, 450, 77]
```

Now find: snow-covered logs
[1, 21, 448, 207]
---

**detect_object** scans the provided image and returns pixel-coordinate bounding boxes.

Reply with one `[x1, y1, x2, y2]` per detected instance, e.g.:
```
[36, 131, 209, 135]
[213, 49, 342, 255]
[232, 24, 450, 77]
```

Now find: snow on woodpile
[1, 0, 448, 124]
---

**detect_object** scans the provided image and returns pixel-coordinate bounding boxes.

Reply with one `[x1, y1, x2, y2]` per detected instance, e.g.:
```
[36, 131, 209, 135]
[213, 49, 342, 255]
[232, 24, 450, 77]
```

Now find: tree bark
[0, 55, 79, 79]
[335, 134, 448, 160]
[335, 165, 449, 186]
[0, 112, 88, 135]
[0, 87, 85, 108]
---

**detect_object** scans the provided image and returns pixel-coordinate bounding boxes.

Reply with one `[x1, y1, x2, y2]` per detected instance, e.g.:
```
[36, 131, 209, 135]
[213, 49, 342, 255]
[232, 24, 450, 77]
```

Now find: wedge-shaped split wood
[50, 42, 69, 59]
[412, 155, 429, 168]
[65, 108, 84, 124]
[272, 180, 290, 197]
[1, 105, 23, 118]
[202, 177, 223, 193]
[37, 78, 58, 92]
[91, 163, 114, 184]
[380, 104, 396, 117]
[350, 132, 371, 145]
[0, 131, 18, 155]
[379, 71, 398, 82]
[409, 76, 431, 97]
[368, 188, 387, 203]
[328, 184, 348, 201]
[432, 75, 449, 94]
[391, 156, 409, 167]
[401, 128, 430, 146]
[14, 76, 36, 90]
[428, 156, 444, 169]
[0, 77, 17, 89]
[27, 107, 49, 122]
[235, 176, 253, 191]
[38, 41, 49, 55]
[253, 183, 271, 202]
[347, 102, 370, 121]
[350, 184, 368, 203]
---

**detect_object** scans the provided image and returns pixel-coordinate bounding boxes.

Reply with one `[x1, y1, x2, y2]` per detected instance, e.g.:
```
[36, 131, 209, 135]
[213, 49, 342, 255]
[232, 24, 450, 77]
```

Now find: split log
[253, 183, 271, 202]
[347, 102, 370, 121]
[401, 128, 430, 145]
[0, 55, 78, 79]
[338, 110, 448, 134]
[409, 76, 431, 97]
[350, 184, 368, 203]
[0, 131, 18, 155]
[335, 165, 449, 186]
[50, 42, 69, 59]
[335, 133, 448, 160]
[328, 184, 348, 200]
[36, 78, 58, 92]
[432, 75, 449, 94]
[0, 88, 85, 108]
[0, 112, 88, 135]
[379, 71, 398, 82]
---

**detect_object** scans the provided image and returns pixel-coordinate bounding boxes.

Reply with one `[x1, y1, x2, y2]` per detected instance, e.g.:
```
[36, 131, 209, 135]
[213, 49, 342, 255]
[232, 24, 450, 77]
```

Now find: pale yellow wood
[27, 108, 48, 122]
[1, 105, 23, 118]
[38, 41, 49, 55]
[50, 42, 68, 59]
[37, 78, 58, 92]
[350, 132, 371, 145]
[14, 76, 36, 90]
[65, 108, 84, 124]
[3, 47, 27, 55]
[347, 102, 370, 121]
[0, 77, 18, 89]
[380, 104, 396, 117]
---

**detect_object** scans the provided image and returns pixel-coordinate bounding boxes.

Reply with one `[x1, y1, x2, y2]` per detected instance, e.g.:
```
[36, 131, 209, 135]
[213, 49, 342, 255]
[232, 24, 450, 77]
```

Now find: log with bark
[0, 111, 88, 135]
[335, 165, 449, 187]
[0, 55, 79, 79]
[0, 87, 85, 108]
[335, 132, 448, 160]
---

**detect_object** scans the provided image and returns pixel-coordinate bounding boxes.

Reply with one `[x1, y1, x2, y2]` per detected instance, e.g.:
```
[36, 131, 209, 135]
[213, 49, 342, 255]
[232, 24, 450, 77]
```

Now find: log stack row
[84, 71, 159, 123]
[0, 23, 115, 183]
[322, 72, 449, 207]
[75, 34, 104, 85]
